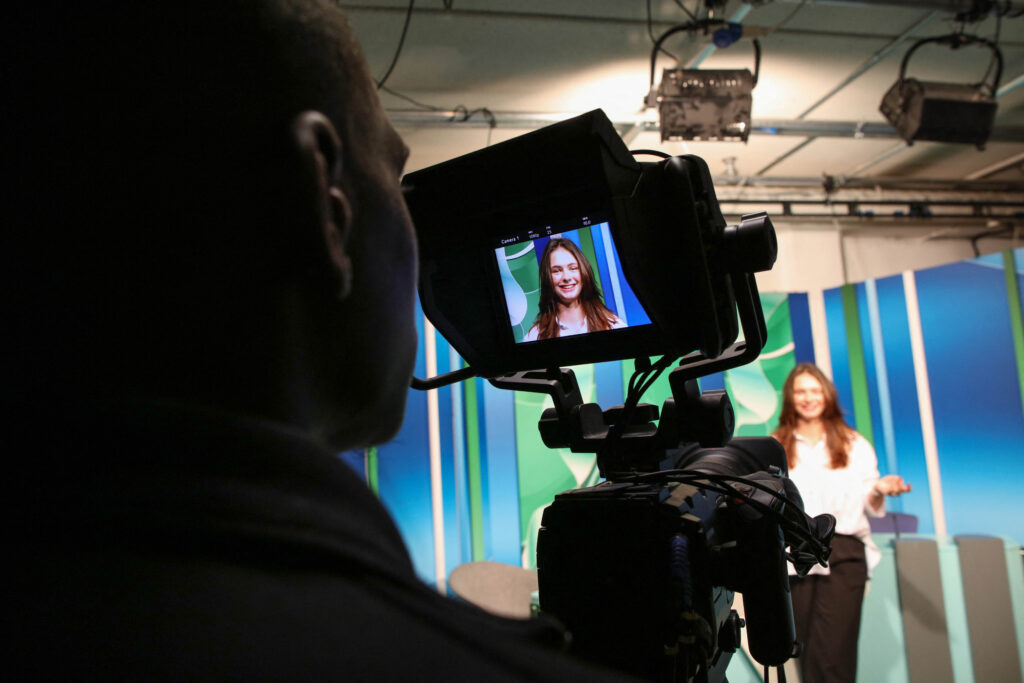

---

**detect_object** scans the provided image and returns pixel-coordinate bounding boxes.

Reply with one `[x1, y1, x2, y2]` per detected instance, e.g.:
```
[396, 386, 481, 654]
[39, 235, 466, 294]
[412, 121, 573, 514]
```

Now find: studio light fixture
[880, 33, 1002, 149]
[648, 22, 761, 142]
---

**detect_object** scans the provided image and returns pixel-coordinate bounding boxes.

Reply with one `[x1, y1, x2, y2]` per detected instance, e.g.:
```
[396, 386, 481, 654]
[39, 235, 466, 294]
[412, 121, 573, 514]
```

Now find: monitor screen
[494, 214, 652, 345]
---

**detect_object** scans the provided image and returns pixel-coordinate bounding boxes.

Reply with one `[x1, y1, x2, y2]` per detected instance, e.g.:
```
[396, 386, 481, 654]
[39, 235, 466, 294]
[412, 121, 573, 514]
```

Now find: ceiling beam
[770, 0, 1024, 15]
[386, 109, 1024, 142]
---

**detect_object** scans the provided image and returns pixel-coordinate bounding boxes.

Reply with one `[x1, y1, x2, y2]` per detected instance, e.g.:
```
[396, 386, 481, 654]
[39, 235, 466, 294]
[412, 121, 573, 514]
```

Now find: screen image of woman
[523, 237, 627, 342]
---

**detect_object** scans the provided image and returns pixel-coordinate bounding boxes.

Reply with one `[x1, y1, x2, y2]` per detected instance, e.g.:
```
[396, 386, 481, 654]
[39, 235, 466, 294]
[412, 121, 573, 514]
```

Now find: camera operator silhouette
[523, 237, 626, 341]
[772, 363, 911, 683]
[5, 2, 636, 679]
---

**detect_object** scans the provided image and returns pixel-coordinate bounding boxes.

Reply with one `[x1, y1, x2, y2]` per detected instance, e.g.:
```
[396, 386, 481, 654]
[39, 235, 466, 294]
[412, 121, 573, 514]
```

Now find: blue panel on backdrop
[787, 292, 815, 364]
[916, 258, 1024, 544]
[377, 308, 435, 584]
[337, 450, 366, 478]
[532, 236, 549, 267]
[824, 287, 855, 424]
[1017, 248, 1024, 319]
[1019, 249, 1024, 320]
[595, 359, 625, 409]
[975, 252, 1005, 268]
[610, 231, 650, 326]
[482, 380, 522, 565]
[875, 274, 931, 530]
[699, 372, 726, 392]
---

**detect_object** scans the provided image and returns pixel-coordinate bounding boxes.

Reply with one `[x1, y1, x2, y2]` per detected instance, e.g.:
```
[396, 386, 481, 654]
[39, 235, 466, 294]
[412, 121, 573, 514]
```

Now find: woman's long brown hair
[773, 362, 854, 470]
[530, 237, 617, 341]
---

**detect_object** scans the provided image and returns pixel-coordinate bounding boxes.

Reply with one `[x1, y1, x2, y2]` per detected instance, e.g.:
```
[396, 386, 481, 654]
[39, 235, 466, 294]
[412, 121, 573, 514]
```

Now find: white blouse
[522, 314, 625, 342]
[787, 431, 885, 576]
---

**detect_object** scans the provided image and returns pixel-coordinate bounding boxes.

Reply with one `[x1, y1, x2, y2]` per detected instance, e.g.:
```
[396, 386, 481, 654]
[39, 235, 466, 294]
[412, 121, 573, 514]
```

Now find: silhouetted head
[3, 0, 417, 448]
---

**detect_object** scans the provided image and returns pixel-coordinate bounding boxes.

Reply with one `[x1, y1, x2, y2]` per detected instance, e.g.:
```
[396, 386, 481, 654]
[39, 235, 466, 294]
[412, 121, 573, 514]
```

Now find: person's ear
[291, 111, 354, 300]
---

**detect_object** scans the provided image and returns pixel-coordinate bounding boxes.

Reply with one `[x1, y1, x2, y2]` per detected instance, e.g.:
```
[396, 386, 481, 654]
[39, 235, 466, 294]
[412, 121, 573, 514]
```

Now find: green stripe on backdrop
[367, 446, 379, 496]
[841, 284, 875, 446]
[577, 227, 601, 286]
[1004, 249, 1024, 421]
[463, 378, 485, 561]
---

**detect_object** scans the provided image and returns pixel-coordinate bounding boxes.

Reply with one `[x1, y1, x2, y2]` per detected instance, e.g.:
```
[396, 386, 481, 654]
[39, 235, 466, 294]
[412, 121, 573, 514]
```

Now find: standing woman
[773, 363, 911, 683]
[523, 237, 625, 341]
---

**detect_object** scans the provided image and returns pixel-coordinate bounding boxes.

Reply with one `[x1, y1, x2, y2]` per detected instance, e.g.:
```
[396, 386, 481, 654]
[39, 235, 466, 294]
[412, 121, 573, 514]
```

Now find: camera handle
[489, 270, 767, 477]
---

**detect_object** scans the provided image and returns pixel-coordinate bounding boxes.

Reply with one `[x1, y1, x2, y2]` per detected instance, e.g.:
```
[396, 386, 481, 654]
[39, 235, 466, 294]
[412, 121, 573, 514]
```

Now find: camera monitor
[402, 109, 775, 380]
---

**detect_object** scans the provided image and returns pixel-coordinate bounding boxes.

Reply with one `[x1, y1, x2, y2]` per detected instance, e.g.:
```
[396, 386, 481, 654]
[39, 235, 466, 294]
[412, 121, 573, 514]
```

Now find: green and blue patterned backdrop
[340, 247, 1024, 586]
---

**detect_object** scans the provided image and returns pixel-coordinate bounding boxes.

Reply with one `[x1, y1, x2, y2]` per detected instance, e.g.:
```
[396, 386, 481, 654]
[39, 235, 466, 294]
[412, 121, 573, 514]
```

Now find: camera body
[537, 440, 802, 681]
[537, 478, 738, 680]
[403, 110, 831, 682]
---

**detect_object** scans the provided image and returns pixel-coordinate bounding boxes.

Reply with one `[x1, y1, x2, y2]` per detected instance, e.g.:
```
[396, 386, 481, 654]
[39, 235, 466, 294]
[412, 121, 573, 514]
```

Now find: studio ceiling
[341, 0, 1023, 247]
[341, 0, 1022, 178]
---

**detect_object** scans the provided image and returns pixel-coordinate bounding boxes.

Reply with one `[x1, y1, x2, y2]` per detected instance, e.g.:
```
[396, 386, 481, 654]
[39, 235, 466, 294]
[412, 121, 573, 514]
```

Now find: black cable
[622, 355, 676, 416]
[380, 85, 443, 111]
[649, 19, 728, 90]
[763, 0, 808, 36]
[670, 477, 828, 566]
[647, 0, 680, 64]
[376, 0, 416, 90]
[597, 355, 677, 468]
[619, 469, 831, 558]
[631, 149, 671, 159]
[980, 12, 1002, 88]
[450, 105, 496, 126]
[450, 105, 497, 145]
[899, 33, 1003, 93]
[379, 91, 497, 146]
[752, 37, 761, 86]
[649, 20, 761, 90]
[636, 354, 677, 398]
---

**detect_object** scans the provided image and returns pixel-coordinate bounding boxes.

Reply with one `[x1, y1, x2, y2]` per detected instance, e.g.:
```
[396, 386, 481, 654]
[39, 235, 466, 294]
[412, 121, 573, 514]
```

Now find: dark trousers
[790, 534, 868, 683]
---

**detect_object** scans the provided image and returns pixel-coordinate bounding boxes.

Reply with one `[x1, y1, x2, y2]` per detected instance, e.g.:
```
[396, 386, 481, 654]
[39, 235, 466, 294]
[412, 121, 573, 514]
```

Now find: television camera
[402, 110, 835, 683]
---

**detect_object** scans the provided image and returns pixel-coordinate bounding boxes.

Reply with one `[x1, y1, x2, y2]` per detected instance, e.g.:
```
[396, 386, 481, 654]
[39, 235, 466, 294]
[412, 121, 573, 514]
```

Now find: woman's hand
[874, 474, 912, 498]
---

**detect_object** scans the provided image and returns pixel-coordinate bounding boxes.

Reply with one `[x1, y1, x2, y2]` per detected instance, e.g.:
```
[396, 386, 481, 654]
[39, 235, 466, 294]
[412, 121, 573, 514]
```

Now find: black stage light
[880, 33, 1003, 149]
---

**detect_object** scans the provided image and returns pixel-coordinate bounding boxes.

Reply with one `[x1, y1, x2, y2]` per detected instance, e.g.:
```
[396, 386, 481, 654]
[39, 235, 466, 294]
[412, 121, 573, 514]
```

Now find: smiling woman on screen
[523, 237, 625, 342]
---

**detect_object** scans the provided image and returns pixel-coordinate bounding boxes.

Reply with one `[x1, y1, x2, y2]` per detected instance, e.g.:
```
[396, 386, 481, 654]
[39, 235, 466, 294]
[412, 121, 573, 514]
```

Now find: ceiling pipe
[965, 151, 1024, 179]
[342, 1, 1024, 23]
[765, 0, 1023, 15]
[697, 174, 1024, 214]
[710, 175, 1024, 193]
[795, 12, 941, 121]
[386, 109, 1024, 142]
